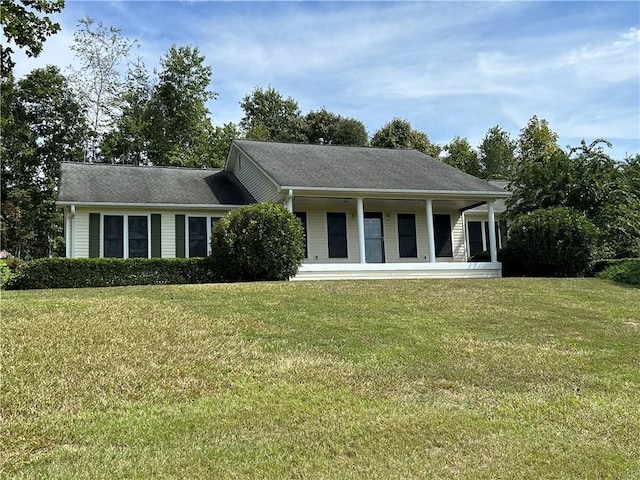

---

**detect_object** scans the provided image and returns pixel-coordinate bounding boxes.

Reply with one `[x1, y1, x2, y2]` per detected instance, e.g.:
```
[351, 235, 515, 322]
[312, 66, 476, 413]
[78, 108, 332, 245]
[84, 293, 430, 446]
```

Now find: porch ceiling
[292, 196, 485, 212]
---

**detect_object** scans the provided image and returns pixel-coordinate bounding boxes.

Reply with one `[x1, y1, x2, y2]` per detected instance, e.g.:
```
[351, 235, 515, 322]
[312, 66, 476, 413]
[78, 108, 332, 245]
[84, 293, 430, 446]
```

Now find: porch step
[292, 262, 502, 281]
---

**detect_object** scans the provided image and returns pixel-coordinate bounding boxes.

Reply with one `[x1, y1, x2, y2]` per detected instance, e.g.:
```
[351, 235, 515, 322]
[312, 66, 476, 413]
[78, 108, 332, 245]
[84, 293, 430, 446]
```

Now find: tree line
[1, 6, 639, 262]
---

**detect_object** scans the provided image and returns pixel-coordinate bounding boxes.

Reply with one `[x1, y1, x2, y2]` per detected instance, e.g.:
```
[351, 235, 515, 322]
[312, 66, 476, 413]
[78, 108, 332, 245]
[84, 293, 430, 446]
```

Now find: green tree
[68, 16, 138, 162]
[1, 0, 65, 75]
[304, 108, 368, 146]
[516, 115, 560, 162]
[1, 66, 86, 259]
[101, 58, 151, 165]
[478, 126, 516, 179]
[209, 122, 241, 168]
[146, 45, 218, 167]
[240, 86, 305, 142]
[442, 136, 481, 177]
[371, 118, 440, 157]
[508, 137, 640, 258]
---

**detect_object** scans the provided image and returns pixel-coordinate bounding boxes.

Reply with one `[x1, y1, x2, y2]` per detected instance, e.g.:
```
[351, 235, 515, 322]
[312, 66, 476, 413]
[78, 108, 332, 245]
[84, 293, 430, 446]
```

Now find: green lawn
[1, 278, 638, 479]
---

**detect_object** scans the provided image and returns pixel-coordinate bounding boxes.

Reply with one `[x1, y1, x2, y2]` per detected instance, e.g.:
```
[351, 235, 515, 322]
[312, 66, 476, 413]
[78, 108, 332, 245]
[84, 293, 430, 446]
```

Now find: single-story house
[57, 139, 510, 279]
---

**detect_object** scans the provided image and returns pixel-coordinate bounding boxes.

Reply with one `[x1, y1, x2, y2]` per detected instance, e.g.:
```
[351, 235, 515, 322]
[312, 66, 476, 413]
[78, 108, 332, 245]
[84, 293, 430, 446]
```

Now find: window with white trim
[103, 214, 150, 258]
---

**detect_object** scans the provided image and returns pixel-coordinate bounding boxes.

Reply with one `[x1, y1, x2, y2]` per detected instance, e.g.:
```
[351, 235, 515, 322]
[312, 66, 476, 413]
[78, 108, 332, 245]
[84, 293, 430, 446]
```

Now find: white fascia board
[279, 186, 512, 199]
[56, 201, 247, 210]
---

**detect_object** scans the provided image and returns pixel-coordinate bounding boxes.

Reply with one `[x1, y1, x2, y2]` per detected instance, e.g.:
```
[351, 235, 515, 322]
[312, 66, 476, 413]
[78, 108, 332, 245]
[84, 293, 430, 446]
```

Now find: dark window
[398, 214, 417, 258]
[327, 212, 347, 258]
[468, 221, 483, 256]
[104, 215, 124, 258]
[433, 214, 453, 257]
[189, 217, 207, 257]
[128, 216, 148, 258]
[294, 212, 308, 258]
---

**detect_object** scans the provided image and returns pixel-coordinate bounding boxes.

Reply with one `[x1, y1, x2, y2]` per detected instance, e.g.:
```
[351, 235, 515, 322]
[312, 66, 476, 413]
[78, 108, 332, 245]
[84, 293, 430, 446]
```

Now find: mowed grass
[1, 278, 639, 479]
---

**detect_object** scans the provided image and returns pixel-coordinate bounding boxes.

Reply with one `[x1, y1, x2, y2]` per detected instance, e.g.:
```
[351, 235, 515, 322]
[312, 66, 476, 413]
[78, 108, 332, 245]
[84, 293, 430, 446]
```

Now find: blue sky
[9, 1, 640, 160]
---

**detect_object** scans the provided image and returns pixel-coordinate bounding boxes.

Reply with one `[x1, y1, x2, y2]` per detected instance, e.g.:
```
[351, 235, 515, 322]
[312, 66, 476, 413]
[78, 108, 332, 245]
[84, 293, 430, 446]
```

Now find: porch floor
[292, 262, 502, 280]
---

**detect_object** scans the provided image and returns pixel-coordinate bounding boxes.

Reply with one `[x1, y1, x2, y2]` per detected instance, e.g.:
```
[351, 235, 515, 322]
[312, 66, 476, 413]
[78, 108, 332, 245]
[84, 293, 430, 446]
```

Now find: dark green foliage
[1, 66, 86, 260]
[304, 108, 368, 146]
[506, 207, 598, 277]
[212, 203, 305, 282]
[478, 126, 516, 180]
[3, 257, 220, 290]
[1, 0, 64, 75]
[597, 258, 640, 287]
[371, 118, 441, 157]
[508, 130, 640, 259]
[146, 45, 218, 167]
[443, 136, 481, 177]
[240, 86, 305, 143]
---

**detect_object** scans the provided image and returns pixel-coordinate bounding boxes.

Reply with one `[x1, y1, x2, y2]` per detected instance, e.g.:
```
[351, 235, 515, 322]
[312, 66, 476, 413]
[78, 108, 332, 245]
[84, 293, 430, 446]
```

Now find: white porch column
[426, 199, 436, 263]
[488, 199, 498, 263]
[356, 197, 366, 264]
[285, 189, 293, 212]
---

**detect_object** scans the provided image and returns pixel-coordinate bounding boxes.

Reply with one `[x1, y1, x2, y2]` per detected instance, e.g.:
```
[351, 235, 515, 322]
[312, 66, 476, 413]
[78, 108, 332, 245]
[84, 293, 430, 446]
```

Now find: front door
[364, 212, 385, 263]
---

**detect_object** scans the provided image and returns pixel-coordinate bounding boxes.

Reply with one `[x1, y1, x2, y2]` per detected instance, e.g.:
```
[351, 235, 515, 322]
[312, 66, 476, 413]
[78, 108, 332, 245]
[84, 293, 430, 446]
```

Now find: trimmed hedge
[596, 258, 640, 287]
[3, 257, 221, 290]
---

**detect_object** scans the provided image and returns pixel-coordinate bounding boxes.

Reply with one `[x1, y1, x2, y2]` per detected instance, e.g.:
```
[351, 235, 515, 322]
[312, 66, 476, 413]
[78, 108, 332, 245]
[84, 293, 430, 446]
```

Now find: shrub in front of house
[507, 207, 598, 277]
[3, 257, 221, 290]
[212, 203, 305, 282]
[596, 258, 640, 286]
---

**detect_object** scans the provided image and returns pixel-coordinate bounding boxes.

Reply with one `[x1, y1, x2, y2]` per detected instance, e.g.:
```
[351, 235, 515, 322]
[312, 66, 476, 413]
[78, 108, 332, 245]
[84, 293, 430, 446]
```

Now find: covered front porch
[284, 192, 503, 280]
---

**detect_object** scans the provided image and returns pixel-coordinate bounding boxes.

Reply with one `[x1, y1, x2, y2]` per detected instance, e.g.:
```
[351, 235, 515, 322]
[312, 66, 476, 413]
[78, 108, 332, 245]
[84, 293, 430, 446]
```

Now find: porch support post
[285, 189, 293, 212]
[426, 199, 436, 263]
[356, 197, 366, 264]
[487, 199, 498, 263]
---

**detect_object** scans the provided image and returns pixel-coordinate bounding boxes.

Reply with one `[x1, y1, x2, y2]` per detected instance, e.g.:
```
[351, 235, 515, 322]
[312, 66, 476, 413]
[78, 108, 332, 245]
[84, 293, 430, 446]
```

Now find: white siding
[231, 152, 280, 203]
[450, 210, 466, 261]
[161, 213, 176, 258]
[69, 207, 234, 259]
[296, 204, 468, 265]
[73, 209, 90, 258]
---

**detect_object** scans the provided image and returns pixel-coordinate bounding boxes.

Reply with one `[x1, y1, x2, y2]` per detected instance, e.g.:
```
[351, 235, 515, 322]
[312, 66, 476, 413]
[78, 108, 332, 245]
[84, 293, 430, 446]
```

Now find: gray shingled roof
[57, 162, 255, 205]
[232, 139, 508, 195]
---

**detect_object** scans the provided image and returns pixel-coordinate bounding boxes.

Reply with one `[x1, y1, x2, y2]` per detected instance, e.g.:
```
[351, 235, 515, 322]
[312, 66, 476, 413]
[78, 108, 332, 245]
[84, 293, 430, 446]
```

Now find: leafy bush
[0, 262, 13, 287]
[596, 258, 640, 286]
[507, 207, 598, 277]
[3, 257, 220, 290]
[212, 203, 305, 282]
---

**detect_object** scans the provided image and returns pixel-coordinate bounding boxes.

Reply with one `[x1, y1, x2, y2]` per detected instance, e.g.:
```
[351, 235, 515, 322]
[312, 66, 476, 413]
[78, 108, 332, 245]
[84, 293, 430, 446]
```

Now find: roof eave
[280, 186, 512, 199]
[56, 201, 247, 210]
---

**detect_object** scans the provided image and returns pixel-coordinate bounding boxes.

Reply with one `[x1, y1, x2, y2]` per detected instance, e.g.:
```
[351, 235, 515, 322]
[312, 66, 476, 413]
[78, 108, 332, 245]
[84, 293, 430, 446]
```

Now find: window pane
[468, 221, 483, 256]
[398, 214, 417, 258]
[189, 217, 207, 257]
[128, 216, 148, 258]
[104, 215, 124, 258]
[434, 214, 453, 257]
[327, 213, 347, 258]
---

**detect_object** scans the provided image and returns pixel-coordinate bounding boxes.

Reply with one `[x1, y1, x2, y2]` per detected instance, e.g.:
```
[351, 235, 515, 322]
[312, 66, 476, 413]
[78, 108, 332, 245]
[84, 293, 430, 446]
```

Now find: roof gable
[57, 162, 255, 206]
[231, 139, 507, 195]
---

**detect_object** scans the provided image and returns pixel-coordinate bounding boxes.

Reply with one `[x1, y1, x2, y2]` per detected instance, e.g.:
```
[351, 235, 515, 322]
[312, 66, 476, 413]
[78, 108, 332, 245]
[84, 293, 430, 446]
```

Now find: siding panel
[232, 152, 280, 202]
